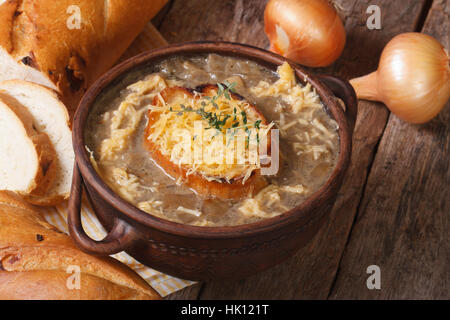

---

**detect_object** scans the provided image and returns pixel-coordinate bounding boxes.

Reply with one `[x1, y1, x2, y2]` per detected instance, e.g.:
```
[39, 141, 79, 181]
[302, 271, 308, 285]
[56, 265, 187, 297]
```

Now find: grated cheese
[312, 118, 337, 138]
[278, 111, 286, 127]
[282, 185, 307, 194]
[85, 146, 100, 173]
[138, 200, 163, 214]
[238, 184, 291, 218]
[293, 142, 330, 160]
[109, 168, 143, 202]
[146, 86, 273, 183]
[99, 75, 169, 160]
[176, 206, 202, 217]
[281, 120, 298, 131]
[251, 62, 323, 114]
[238, 198, 267, 218]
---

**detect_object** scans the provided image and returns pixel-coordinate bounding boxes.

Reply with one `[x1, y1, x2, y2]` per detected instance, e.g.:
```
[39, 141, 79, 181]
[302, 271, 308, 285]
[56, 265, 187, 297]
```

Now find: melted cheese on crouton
[146, 85, 274, 183]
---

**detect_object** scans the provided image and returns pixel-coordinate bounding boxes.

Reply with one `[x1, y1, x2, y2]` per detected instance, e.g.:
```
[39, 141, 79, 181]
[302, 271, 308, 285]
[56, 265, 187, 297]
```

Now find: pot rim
[72, 41, 352, 239]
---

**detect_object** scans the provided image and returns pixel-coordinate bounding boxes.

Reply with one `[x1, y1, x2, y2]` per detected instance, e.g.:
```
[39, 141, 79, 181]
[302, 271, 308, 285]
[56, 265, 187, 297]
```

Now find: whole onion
[264, 0, 346, 67]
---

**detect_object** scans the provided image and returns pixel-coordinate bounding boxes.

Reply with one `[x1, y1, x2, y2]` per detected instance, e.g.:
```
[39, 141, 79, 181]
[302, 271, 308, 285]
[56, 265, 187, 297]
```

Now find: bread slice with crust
[0, 0, 168, 115]
[145, 85, 272, 200]
[0, 80, 74, 206]
[0, 96, 56, 197]
[0, 190, 160, 300]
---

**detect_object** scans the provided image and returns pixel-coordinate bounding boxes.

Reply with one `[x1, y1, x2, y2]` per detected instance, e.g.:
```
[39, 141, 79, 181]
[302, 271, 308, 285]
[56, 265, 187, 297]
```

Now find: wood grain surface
[159, 0, 449, 299]
[329, 0, 449, 299]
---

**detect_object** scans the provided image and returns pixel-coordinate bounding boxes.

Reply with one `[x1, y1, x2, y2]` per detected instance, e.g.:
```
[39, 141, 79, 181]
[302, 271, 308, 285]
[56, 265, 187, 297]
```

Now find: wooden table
[153, 0, 449, 300]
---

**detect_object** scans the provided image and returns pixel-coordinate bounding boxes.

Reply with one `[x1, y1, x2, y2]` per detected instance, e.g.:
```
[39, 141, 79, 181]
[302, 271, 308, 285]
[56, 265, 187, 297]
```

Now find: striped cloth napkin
[40, 22, 196, 298]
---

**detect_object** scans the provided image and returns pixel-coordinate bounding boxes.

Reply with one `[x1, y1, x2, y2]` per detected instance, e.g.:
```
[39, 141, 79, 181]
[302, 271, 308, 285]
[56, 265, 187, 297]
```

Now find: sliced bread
[0, 190, 161, 300]
[0, 0, 168, 115]
[0, 96, 56, 197]
[0, 80, 74, 206]
[145, 85, 272, 200]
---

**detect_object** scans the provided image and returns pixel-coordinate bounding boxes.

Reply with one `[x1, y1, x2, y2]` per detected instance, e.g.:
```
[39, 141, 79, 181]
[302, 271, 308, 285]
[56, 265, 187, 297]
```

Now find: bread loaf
[0, 190, 160, 300]
[0, 0, 167, 116]
[0, 80, 74, 205]
[0, 96, 56, 197]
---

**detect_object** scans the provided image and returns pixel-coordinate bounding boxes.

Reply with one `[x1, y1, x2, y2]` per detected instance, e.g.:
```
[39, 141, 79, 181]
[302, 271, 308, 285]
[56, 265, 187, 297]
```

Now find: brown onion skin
[264, 0, 346, 67]
[351, 33, 450, 124]
[376, 33, 450, 123]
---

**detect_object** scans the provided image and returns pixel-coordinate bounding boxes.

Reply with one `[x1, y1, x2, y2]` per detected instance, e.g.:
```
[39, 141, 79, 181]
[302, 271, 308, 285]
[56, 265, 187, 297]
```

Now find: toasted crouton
[145, 85, 273, 200]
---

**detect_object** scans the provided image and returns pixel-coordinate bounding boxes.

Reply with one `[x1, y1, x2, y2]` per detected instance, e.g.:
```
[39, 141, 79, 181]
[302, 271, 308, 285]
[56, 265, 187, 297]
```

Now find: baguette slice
[0, 0, 168, 115]
[0, 97, 56, 197]
[0, 190, 160, 300]
[0, 270, 159, 300]
[0, 80, 74, 205]
[145, 85, 270, 200]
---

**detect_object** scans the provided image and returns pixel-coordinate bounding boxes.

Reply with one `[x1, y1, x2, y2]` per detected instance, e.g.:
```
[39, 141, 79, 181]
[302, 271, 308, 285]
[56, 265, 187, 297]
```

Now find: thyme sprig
[203, 81, 237, 109]
[170, 104, 231, 132]
[169, 81, 263, 147]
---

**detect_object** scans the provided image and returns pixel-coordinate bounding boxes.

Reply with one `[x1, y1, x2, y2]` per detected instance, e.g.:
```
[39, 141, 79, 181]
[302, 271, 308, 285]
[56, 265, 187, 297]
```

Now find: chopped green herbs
[241, 111, 247, 125]
[203, 81, 236, 109]
[169, 82, 264, 148]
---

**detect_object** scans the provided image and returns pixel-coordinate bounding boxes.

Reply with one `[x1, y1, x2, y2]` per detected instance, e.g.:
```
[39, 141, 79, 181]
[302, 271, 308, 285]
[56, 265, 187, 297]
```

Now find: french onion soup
[85, 54, 339, 226]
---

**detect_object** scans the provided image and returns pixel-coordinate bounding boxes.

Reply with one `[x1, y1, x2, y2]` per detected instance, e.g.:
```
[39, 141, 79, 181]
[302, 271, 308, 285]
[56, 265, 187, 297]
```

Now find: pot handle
[68, 163, 140, 255]
[316, 75, 358, 134]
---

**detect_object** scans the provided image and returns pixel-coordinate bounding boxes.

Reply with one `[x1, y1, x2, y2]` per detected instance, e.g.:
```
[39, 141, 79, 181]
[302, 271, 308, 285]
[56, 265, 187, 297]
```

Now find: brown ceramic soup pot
[69, 42, 357, 281]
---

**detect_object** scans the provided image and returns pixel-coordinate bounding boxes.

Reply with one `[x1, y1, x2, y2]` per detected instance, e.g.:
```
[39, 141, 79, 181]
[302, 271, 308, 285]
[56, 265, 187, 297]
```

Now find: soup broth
[85, 54, 340, 226]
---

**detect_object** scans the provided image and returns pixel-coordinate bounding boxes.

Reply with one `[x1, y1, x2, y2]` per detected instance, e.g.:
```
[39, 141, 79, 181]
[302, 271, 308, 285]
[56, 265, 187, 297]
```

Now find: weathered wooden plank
[165, 283, 203, 300]
[151, 0, 175, 29]
[198, 0, 428, 300]
[329, 0, 449, 299]
[158, 0, 429, 299]
[159, 0, 269, 48]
